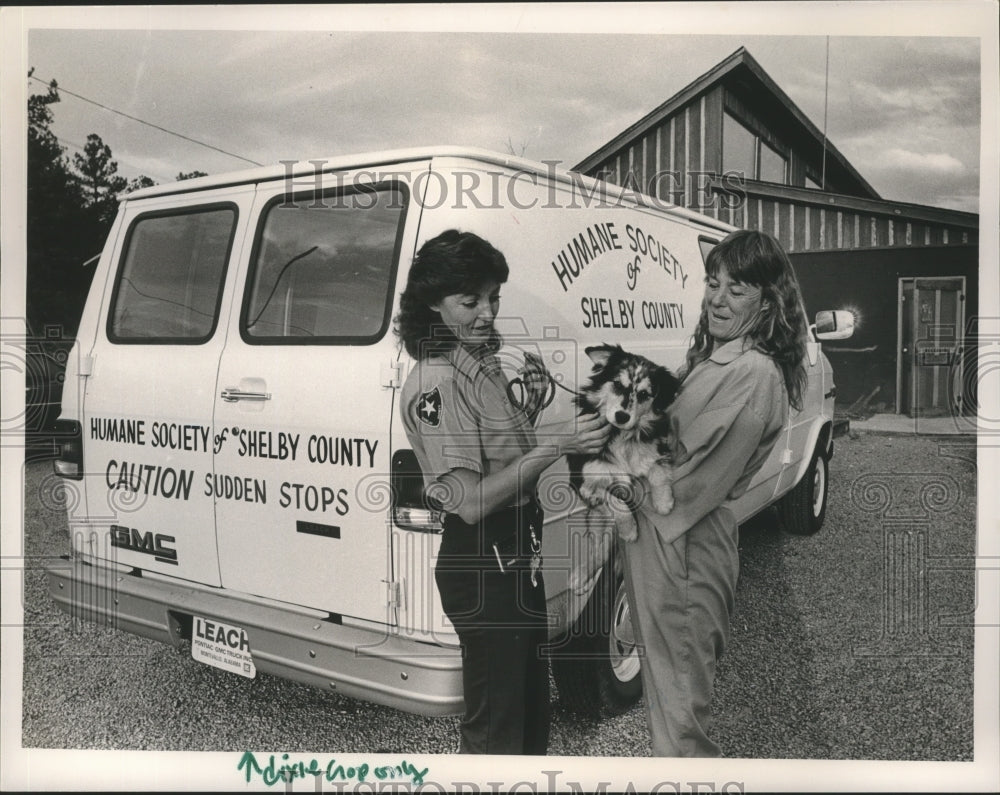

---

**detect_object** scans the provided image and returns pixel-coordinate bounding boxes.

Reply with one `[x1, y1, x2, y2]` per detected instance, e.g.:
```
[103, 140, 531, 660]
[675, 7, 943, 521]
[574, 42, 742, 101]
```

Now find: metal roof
[718, 177, 978, 229]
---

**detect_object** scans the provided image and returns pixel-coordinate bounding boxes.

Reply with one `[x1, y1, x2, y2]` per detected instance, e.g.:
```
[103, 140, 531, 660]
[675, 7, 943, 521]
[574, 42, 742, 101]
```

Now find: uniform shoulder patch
[415, 386, 443, 427]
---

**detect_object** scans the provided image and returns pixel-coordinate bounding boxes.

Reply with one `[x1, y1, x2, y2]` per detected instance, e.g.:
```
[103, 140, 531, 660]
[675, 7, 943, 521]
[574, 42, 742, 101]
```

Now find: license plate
[191, 616, 256, 679]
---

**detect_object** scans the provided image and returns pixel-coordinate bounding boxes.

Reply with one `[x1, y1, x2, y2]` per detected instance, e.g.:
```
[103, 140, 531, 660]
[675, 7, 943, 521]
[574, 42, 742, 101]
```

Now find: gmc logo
[109, 524, 178, 565]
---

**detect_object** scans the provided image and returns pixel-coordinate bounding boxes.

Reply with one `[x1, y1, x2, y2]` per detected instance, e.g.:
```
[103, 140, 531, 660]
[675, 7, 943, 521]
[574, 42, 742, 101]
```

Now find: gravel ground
[16, 432, 977, 763]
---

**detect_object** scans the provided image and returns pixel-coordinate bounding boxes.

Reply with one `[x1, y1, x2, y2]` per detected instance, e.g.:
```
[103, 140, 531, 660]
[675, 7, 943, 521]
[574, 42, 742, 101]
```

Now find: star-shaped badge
[416, 387, 442, 427]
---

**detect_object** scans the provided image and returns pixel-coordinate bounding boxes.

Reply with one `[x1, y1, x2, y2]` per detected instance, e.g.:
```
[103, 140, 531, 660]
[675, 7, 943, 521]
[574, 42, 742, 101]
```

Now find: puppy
[568, 344, 680, 541]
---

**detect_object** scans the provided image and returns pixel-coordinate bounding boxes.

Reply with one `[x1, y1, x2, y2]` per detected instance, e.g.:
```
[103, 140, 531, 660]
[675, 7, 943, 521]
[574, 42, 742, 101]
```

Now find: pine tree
[26, 72, 88, 337]
[74, 133, 128, 227]
[27, 70, 202, 338]
[127, 175, 157, 192]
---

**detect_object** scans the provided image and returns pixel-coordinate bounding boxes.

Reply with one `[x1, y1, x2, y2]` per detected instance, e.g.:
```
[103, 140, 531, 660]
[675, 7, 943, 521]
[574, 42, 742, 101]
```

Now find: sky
[11, 5, 990, 215]
[2, 7, 999, 792]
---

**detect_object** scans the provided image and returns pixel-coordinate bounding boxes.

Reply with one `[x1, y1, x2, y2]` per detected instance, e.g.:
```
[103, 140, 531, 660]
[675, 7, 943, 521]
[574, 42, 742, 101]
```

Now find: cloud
[881, 148, 966, 176]
[855, 144, 977, 210]
[26, 30, 983, 214]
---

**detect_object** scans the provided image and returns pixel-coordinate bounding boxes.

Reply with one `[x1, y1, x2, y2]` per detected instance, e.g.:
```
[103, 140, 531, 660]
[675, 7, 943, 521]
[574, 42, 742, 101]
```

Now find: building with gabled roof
[574, 47, 980, 418]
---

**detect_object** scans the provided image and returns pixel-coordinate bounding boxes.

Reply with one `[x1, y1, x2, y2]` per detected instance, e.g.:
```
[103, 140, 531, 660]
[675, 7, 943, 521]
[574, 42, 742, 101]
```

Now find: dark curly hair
[685, 229, 809, 410]
[394, 229, 510, 359]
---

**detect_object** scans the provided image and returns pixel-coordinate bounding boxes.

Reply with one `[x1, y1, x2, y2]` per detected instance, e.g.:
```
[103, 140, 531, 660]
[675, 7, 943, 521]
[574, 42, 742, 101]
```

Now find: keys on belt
[490, 520, 543, 587]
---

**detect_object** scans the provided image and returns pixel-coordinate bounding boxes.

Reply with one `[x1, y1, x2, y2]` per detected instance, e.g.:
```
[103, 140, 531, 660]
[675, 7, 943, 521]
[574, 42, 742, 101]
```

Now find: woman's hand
[439, 413, 611, 525]
[541, 412, 611, 457]
[517, 351, 553, 418]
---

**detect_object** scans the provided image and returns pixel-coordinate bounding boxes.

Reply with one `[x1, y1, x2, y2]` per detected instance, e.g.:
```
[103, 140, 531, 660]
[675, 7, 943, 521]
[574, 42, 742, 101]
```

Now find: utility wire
[54, 134, 175, 183]
[29, 74, 262, 167]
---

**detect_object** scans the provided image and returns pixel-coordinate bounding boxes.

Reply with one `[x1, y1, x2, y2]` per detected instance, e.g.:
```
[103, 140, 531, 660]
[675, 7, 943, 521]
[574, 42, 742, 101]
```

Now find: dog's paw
[568, 524, 614, 594]
[577, 484, 605, 509]
[651, 486, 675, 515]
[614, 511, 638, 542]
[606, 491, 638, 541]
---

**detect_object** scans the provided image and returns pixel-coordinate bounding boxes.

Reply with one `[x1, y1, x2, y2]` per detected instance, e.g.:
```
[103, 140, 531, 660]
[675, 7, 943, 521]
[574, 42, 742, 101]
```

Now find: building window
[805, 174, 821, 190]
[722, 111, 788, 184]
[722, 113, 757, 180]
[759, 141, 787, 183]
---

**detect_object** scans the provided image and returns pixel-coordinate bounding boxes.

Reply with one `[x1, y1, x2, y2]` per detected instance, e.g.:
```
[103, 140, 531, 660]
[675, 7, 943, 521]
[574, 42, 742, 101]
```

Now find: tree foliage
[27, 72, 91, 337]
[74, 133, 128, 226]
[26, 71, 206, 338]
[128, 175, 157, 192]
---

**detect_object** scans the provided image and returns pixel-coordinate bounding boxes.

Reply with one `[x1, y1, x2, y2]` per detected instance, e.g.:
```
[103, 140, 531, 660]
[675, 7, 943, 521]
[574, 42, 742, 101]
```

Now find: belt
[437, 500, 544, 576]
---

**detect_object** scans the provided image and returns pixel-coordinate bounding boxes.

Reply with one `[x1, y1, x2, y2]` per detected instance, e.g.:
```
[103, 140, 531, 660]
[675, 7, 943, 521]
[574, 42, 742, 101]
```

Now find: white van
[47, 147, 852, 717]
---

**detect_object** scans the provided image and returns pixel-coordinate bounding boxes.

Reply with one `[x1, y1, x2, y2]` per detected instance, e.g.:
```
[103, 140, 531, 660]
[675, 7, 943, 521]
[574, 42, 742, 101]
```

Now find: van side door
[79, 186, 254, 585]
[212, 169, 420, 624]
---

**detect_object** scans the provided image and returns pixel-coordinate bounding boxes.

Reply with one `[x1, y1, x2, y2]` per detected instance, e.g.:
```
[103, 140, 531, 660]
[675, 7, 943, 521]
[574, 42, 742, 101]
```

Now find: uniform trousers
[435, 502, 549, 755]
[435, 564, 550, 754]
[621, 505, 740, 757]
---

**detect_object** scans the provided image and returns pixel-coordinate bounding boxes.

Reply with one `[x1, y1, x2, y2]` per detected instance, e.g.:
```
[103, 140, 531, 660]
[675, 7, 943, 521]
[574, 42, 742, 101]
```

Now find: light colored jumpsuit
[622, 335, 787, 757]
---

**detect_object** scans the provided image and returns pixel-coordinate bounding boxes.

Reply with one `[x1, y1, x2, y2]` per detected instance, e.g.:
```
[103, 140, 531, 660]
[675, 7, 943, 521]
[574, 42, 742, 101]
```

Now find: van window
[243, 184, 406, 343]
[699, 236, 718, 267]
[108, 205, 237, 343]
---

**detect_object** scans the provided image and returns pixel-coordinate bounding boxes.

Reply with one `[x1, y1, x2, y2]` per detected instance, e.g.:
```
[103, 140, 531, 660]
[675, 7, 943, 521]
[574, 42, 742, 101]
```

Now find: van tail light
[393, 505, 444, 531]
[390, 449, 444, 533]
[53, 419, 83, 480]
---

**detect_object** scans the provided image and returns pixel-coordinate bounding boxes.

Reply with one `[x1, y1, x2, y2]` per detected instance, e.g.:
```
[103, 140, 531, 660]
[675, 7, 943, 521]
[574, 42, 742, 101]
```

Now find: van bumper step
[45, 556, 464, 717]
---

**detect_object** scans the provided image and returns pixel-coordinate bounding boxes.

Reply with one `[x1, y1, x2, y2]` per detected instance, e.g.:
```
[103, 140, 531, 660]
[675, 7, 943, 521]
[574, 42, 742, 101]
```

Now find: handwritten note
[236, 751, 429, 787]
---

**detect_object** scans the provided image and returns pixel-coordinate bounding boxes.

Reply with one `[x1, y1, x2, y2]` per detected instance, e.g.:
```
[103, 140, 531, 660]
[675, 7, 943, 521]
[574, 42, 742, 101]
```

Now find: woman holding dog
[623, 229, 809, 757]
[394, 229, 610, 755]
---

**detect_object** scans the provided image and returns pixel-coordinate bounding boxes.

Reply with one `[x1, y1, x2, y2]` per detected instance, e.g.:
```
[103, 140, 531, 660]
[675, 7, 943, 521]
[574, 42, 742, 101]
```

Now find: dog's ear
[585, 344, 621, 372]
[651, 366, 681, 411]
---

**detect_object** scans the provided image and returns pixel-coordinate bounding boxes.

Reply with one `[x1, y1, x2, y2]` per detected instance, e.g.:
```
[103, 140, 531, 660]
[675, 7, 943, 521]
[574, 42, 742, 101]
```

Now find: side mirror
[813, 309, 855, 341]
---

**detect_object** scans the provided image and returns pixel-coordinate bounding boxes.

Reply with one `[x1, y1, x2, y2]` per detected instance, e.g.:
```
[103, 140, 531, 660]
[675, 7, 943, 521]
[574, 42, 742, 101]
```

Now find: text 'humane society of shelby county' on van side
[90, 416, 379, 517]
[90, 417, 379, 467]
[548, 221, 690, 292]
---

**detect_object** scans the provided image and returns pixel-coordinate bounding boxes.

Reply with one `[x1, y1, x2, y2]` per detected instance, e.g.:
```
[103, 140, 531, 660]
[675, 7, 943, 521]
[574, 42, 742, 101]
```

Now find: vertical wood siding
[581, 90, 977, 251]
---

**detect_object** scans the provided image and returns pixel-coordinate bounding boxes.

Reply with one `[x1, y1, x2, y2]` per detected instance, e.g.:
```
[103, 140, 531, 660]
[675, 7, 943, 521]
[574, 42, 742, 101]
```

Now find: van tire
[550, 556, 643, 717]
[778, 444, 829, 535]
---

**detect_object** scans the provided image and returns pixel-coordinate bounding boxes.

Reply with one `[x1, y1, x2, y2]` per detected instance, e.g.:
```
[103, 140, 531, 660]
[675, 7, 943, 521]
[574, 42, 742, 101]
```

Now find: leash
[506, 369, 582, 412]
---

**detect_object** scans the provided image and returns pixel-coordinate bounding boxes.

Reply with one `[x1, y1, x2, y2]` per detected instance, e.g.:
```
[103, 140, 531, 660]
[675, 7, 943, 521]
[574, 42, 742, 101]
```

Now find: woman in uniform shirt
[624, 229, 810, 757]
[394, 229, 610, 755]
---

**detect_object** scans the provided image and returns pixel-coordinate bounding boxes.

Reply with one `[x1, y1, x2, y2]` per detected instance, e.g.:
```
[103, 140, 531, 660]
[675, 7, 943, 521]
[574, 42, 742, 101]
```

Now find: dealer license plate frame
[191, 615, 257, 679]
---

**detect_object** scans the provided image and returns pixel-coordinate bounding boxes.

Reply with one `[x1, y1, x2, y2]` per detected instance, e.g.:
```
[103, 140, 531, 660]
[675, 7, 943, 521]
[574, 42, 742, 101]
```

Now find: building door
[898, 277, 965, 417]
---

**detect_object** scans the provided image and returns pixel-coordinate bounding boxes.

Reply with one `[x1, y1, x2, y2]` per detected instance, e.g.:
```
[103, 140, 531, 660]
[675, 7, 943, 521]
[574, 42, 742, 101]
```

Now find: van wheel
[550, 557, 643, 717]
[779, 445, 829, 535]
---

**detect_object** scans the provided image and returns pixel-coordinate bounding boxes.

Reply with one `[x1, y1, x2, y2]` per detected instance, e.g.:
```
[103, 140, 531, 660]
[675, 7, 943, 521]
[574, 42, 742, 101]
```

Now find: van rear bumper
[45, 556, 464, 717]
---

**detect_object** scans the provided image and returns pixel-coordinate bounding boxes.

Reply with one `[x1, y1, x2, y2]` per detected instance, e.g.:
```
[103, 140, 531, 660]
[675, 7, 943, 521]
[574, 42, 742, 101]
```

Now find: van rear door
[212, 169, 419, 624]
[80, 186, 255, 585]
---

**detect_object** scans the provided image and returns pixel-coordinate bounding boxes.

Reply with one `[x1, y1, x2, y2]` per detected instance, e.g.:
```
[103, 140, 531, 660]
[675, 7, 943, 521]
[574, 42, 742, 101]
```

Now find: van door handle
[220, 388, 272, 402]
